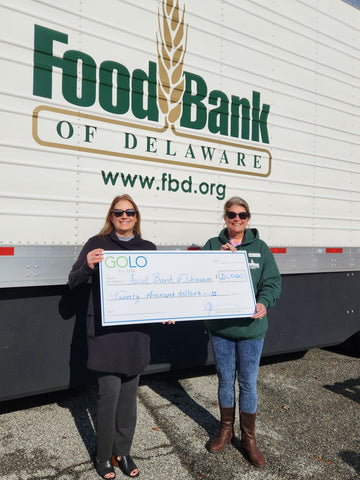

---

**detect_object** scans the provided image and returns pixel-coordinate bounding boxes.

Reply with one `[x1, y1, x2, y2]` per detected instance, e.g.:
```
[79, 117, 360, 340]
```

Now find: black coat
[68, 230, 156, 375]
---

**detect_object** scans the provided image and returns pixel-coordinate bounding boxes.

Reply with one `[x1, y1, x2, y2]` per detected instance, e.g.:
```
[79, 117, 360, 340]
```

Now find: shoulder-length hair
[99, 194, 142, 237]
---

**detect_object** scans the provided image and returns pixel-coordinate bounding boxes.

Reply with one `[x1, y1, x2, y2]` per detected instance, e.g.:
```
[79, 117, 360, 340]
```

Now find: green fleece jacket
[201, 228, 281, 340]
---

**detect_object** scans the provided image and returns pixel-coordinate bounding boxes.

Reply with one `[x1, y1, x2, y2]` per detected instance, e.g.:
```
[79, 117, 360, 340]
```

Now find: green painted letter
[181, 72, 207, 130]
[33, 25, 68, 98]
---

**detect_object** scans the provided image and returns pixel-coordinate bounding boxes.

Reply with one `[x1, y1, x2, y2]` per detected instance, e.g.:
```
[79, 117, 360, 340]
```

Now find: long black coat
[68, 230, 156, 375]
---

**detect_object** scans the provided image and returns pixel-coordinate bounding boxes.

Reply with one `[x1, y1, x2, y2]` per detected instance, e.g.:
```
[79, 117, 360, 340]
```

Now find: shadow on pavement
[141, 366, 219, 439]
[340, 445, 360, 478]
[323, 377, 360, 405]
[57, 386, 97, 458]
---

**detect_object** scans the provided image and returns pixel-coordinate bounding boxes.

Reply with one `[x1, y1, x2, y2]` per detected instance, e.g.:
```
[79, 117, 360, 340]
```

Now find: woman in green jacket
[202, 196, 281, 467]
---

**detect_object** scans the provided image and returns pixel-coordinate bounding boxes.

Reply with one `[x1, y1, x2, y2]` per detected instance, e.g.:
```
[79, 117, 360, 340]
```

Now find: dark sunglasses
[112, 209, 136, 217]
[226, 211, 250, 220]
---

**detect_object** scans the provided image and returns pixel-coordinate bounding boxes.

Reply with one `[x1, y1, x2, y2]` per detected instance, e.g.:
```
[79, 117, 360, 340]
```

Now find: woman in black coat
[68, 194, 156, 479]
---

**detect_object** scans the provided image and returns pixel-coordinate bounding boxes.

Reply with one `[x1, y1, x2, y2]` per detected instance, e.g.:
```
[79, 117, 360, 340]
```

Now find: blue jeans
[210, 334, 264, 414]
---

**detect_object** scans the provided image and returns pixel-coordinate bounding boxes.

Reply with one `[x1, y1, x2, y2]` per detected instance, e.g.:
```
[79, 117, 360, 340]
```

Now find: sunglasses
[112, 209, 136, 217]
[226, 211, 250, 220]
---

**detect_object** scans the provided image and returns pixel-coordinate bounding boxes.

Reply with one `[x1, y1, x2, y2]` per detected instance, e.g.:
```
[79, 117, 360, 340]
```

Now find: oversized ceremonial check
[99, 251, 256, 326]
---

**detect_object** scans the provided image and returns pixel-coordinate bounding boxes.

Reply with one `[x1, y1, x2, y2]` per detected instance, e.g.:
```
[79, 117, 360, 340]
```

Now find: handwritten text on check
[99, 251, 256, 326]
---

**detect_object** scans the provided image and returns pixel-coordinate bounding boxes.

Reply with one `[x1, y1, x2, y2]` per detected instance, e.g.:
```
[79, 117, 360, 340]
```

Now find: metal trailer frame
[0, 246, 358, 401]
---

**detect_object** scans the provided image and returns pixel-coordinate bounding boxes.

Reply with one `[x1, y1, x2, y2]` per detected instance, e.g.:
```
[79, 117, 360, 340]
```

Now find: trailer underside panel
[0, 271, 358, 401]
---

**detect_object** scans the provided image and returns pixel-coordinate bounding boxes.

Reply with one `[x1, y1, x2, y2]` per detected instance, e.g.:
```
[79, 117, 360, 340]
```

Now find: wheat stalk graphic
[157, 0, 188, 127]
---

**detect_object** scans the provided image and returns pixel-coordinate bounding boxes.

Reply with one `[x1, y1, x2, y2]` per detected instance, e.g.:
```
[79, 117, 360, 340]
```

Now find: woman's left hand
[162, 320, 176, 324]
[252, 302, 267, 319]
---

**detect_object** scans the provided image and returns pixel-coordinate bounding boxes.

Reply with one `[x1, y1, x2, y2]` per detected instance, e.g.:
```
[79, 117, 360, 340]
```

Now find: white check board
[99, 251, 256, 325]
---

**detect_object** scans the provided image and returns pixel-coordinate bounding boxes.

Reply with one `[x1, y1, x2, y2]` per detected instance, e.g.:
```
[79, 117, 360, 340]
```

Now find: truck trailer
[0, 0, 359, 400]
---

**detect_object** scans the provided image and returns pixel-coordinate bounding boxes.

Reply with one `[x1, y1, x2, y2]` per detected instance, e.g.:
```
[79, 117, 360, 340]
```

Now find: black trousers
[96, 372, 140, 460]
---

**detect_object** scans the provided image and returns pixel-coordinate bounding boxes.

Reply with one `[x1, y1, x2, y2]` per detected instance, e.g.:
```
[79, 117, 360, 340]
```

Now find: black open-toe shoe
[112, 455, 139, 477]
[95, 458, 116, 479]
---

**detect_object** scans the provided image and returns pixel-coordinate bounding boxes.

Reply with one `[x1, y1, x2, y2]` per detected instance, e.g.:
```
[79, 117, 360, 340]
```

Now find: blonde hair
[223, 196, 251, 220]
[99, 194, 141, 237]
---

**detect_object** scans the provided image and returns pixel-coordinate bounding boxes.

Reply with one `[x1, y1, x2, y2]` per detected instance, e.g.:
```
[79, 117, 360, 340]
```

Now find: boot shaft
[240, 411, 256, 438]
[240, 411, 266, 467]
[220, 406, 235, 428]
[208, 406, 235, 453]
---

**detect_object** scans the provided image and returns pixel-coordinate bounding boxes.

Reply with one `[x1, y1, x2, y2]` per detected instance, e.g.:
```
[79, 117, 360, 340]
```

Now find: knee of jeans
[218, 370, 236, 386]
[238, 380, 256, 394]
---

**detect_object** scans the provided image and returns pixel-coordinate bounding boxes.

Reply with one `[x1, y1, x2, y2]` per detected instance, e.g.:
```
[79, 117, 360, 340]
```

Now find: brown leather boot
[240, 412, 266, 467]
[209, 406, 235, 453]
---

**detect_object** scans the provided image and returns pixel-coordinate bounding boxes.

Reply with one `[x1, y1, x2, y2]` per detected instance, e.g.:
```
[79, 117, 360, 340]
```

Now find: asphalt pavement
[0, 348, 359, 480]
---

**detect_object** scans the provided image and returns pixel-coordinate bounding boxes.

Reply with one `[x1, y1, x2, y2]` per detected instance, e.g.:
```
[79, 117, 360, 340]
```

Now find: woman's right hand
[87, 249, 104, 269]
[221, 242, 237, 252]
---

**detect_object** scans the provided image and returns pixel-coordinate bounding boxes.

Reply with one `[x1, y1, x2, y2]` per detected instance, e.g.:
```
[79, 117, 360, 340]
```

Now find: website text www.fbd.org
[101, 170, 226, 200]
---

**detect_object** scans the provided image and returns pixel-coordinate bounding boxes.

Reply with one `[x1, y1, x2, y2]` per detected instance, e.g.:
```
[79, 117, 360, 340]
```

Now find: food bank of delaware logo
[32, 0, 272, 177]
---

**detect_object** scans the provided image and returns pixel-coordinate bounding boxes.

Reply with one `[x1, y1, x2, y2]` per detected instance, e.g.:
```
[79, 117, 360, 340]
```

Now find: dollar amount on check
[99, 251, 256, 325]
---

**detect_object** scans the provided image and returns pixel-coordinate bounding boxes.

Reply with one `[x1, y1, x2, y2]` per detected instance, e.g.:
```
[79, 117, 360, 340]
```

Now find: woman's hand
[162, 320, 176, 325]
[221, 242, 237, 252]
[87, 249, 104, 269]
[252, 302, 267, 319]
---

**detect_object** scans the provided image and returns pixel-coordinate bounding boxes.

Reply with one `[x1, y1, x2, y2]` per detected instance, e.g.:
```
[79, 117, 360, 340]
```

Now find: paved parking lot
[0, 348, 359, 480]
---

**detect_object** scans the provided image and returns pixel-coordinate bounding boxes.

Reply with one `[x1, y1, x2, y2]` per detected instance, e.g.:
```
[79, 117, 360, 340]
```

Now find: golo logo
[105, 255, 148, 269]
